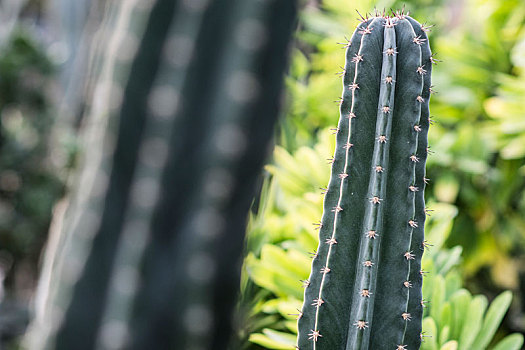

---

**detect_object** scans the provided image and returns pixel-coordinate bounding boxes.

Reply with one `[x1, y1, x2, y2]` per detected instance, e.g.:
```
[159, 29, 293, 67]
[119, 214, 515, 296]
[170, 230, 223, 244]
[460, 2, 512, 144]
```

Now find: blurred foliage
[238, 0, 525, 347]
[0, 29, 64, 297]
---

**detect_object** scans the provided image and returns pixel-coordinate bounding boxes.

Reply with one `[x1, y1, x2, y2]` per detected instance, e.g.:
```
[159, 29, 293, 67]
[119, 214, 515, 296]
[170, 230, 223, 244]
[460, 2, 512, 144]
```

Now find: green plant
[296, 11, 433, 349]
[24, 0, 298, 349]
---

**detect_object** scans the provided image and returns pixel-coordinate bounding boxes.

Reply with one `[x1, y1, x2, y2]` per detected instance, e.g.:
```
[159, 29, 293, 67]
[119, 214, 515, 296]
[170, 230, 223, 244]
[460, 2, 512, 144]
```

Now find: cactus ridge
[297, 11, 432, 350]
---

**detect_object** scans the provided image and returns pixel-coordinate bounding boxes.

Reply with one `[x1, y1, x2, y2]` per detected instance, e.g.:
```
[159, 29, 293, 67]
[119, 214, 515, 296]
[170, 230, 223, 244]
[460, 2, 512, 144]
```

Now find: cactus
[297, 10, 433, 350]
[24, 0, 297, 349]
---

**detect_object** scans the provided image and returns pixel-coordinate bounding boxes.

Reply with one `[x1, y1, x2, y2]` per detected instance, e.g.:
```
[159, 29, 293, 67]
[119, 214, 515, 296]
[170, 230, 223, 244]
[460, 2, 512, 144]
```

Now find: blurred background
[0, 0, 524, 349]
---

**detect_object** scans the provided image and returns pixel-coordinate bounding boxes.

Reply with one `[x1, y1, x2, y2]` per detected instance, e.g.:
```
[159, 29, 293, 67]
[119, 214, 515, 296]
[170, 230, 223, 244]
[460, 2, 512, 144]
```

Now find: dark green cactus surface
[297, 11, 433, 350]
[24, 0, 297, 349]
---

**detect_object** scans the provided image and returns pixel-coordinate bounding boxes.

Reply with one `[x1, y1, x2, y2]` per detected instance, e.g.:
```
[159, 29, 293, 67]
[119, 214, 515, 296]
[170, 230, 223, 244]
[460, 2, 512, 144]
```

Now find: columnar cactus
[24, 0, 297, 349]
[297, 10, 433, 350]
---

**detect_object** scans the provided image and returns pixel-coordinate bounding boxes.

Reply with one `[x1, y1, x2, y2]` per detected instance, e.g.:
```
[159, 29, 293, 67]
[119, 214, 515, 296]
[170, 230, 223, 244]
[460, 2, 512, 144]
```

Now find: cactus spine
[297, 11, 433, 350]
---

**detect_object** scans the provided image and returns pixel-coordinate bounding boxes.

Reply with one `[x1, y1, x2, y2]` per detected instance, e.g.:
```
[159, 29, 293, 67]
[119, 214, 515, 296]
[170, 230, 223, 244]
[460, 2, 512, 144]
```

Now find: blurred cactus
[25, 0, 297, 349]
[297, 11, 433, 349]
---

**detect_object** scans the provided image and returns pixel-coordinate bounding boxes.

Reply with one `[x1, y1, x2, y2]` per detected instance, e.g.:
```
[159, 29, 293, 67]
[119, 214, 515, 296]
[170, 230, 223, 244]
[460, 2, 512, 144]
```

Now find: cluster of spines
[297, 9, 436, 350]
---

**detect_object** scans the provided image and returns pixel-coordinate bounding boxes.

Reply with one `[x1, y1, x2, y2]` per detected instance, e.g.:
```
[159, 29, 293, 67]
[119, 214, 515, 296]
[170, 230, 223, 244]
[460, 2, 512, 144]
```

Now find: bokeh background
[0, 0, 524, 349]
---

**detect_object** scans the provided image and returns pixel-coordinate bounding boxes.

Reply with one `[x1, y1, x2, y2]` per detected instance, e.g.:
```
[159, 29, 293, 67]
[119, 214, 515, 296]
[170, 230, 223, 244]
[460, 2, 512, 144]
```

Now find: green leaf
[441, 340, 458, 350]
[431, 274, 446, 327]
[449, 289, 472, 339]
[458, 295, 488, 350]
[492, 333, 524, 350]
[471, 291, 513, 349]
[439, 325, 450, 347]
[249, 329, 296, 349]
[422, 317, 439, 350]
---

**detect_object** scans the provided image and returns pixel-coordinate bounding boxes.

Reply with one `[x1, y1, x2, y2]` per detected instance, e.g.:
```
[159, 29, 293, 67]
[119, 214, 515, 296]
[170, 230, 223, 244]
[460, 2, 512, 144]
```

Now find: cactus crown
[297, 9, 433, 350]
